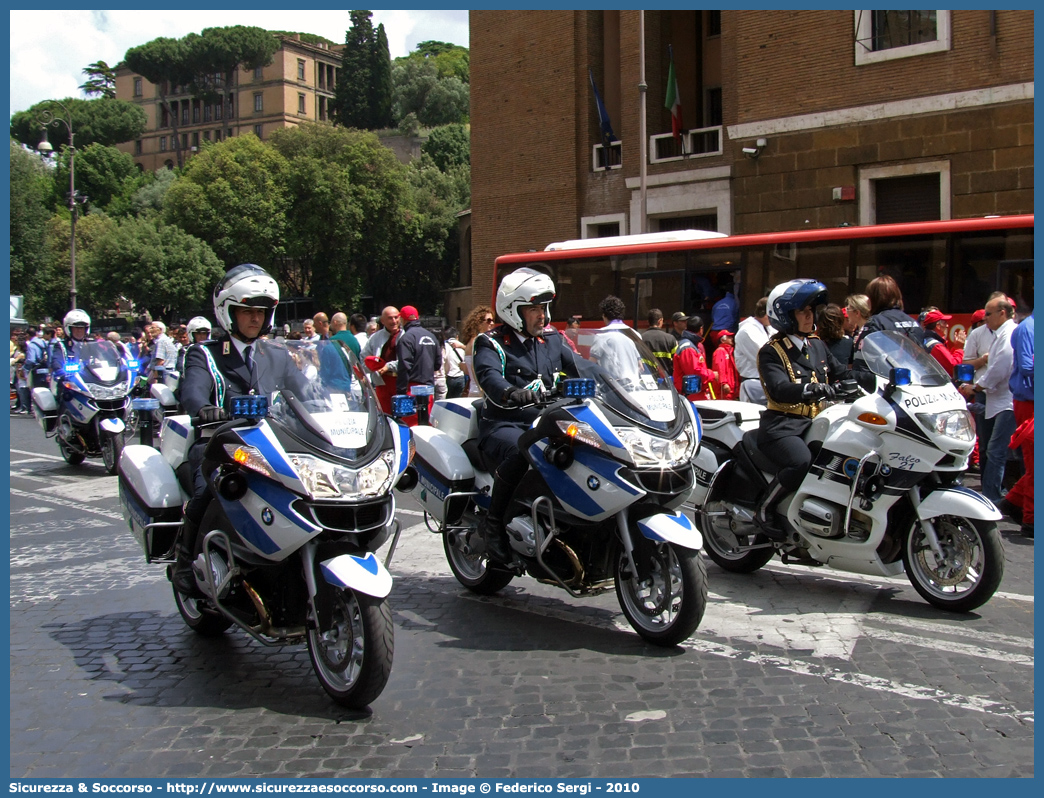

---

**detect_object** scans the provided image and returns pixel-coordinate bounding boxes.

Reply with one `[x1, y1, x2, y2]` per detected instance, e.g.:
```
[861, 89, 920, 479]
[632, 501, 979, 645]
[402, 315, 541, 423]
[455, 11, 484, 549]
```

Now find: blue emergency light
[889, 367, 912, 387]
[682, 375, 702, 395]
[562, 378, 596, 398]
[231, 395, 269, 418]
[391, 394, 416, 418]
[953, 363, 974, 383]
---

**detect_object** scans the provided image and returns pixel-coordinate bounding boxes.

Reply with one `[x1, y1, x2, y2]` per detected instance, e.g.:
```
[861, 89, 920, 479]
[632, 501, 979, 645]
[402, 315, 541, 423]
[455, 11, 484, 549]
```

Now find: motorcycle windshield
[860, 330, 951, 387]
[74, 341, 126, 385]
[259, 338, 383, 462]
[579, 327, 683, 431]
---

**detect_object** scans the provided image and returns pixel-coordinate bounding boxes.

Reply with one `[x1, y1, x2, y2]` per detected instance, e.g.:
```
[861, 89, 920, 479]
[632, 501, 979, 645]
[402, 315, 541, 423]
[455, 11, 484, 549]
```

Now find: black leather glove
[506, 387, 540, 408]
[802, 382, 835, 401]
[197, 405, 228, 424]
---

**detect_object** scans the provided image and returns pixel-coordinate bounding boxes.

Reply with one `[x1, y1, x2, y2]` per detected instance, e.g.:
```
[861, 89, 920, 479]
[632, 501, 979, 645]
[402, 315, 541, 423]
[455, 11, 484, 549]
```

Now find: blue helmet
[767, 279, 829, 335]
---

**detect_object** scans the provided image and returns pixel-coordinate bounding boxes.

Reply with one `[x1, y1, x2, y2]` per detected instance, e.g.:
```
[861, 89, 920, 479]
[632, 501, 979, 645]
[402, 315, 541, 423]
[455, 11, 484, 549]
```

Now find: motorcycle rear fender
[636, 511, 704, 551]
[119, 444, 186, 508]
[916, 487, 1002, 523]
[100, 417, 125, 434]
[320, 552, 392, 598]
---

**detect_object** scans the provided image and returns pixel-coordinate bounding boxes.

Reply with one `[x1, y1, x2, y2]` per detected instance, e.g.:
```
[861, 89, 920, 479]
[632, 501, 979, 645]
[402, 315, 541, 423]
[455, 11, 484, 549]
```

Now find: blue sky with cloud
[8, 9, 469, 115]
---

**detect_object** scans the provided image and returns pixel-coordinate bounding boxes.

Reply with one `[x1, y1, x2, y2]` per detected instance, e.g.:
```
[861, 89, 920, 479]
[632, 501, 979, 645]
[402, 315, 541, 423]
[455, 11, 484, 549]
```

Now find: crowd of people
[12, 261, 1033, 549]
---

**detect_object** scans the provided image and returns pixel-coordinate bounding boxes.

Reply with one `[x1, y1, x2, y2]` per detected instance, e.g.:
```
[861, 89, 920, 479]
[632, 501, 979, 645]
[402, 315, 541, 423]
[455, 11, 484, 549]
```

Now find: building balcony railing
[650, 125, 723, 163]
[592, 141, 623, 171]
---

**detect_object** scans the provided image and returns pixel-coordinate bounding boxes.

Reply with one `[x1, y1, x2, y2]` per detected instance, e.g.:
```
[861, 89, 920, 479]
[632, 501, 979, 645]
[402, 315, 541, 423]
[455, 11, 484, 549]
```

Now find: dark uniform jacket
[473, 324, 580, 461]
[396, 320, 442, 393]
[180, 338, 310, 418]
[758, 333, 845, 439]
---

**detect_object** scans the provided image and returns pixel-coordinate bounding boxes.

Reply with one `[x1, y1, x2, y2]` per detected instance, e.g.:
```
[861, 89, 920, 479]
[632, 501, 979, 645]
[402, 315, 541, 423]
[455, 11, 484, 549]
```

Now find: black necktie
[800, 342, 808, 358]
[244, 344, 253, 372]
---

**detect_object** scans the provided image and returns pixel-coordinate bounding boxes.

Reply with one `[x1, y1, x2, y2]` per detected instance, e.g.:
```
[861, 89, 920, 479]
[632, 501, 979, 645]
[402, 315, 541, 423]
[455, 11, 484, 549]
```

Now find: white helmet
[496, 267, 556, 334]
[186, 316, 212, 339]
[213, 264, 279, 340]
[63, 308, 91, 339]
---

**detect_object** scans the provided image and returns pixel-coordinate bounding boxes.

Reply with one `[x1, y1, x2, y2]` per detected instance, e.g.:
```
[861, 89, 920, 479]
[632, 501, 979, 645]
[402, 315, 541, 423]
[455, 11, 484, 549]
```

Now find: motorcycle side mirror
[391, 394, 416, 419]
[682, 375, 701, 395]
[953, 363, 974, 383]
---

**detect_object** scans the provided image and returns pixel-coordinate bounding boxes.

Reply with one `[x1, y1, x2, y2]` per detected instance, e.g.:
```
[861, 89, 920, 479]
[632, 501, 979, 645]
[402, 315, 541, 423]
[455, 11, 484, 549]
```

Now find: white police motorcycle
[401, 331, 708, 646]
[690, 330, 1004, 612]
[32, 339, 137, 475]
[117, 339, 413, 707]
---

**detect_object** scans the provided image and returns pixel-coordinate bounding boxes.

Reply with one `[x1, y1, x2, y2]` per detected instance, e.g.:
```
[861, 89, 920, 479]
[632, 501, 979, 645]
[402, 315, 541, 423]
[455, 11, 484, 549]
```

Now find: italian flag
[665, 46, 683, 142]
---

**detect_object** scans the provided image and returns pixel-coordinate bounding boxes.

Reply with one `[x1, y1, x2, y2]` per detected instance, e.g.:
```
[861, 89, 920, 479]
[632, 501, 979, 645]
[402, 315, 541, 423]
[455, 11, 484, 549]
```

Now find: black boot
[170, 517, 203, 597]
[754, 477, 788, 542]
[480, 472, 515, 563]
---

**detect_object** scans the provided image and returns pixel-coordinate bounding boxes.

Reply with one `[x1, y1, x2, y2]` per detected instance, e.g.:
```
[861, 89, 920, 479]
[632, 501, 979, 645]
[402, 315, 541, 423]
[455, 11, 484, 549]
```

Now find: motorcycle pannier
[31, 387, 57, 434]
[118, 445, 186, 561]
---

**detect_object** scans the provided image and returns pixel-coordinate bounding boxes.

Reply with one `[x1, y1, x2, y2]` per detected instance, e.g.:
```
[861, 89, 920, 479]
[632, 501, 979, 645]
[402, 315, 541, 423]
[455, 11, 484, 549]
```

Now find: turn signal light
[856, 412, 888, 426]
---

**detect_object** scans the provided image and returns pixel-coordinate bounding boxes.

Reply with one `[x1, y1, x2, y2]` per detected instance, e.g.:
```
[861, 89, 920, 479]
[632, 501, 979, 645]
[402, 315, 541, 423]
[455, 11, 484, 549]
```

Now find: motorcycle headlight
[87, 383, 128, 400]
[289, 451, 395, 500]
[614, 422, 696, 467]
[916, 409, 975, 442]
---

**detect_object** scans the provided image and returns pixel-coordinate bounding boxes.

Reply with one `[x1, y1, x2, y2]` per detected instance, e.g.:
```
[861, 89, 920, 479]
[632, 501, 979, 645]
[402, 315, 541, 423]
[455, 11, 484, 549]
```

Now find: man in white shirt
[734, 296, 775, 404]
[149, 321, 179, 384]
[959, 297, 1017, 502]
[300, 318, 320, 343]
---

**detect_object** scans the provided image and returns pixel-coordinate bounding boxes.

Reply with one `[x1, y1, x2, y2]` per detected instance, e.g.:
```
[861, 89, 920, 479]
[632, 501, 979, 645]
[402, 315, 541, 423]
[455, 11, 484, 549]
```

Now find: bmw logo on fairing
[261, 508, 274, 525]
[880, 464, 892, 476]
[587, 476, 601, 490]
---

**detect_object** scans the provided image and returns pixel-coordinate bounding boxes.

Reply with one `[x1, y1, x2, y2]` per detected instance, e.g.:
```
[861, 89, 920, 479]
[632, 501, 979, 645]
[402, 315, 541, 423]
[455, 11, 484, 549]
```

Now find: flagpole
[638, 10, 648, 234]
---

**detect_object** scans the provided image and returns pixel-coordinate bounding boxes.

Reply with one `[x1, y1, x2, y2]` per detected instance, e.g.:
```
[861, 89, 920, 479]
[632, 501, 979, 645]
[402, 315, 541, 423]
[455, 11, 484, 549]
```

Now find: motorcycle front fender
[636, 511, 704, 551]
[100, 417, 125, 434]
[320, 552, 393, 599]
[916, 487, 1002, 523]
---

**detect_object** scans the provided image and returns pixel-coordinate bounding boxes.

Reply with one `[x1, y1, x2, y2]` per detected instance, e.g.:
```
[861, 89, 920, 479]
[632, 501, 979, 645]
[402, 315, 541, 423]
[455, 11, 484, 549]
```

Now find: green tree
[129, 167, 178, 217]
[391, 58, 469, 127]
[331, 11, 393, 130]
[48, 143, 140, 212]
[410, 41, 470, 83]
[83, 216, 224, 320]
[10, 98, 147, 151]
[269, 123, 410, 310]
[32, 212, 115, 321]
[79, 60, 117, 99]
[124, 37, 193, 168]
[421, 123, 470, 171]
[187, 26, 280, 107]
[9, 142, 53, 303]
[163, 133, 289, 269]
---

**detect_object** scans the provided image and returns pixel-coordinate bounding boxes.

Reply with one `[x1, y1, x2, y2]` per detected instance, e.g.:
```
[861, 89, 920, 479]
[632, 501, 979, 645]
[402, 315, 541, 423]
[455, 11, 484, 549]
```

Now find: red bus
[492, 214, 1033, 343]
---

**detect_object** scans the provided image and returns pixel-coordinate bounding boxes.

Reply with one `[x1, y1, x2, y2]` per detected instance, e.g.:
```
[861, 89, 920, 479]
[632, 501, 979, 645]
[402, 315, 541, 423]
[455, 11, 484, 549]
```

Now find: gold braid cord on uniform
[761, 338, 821, 419]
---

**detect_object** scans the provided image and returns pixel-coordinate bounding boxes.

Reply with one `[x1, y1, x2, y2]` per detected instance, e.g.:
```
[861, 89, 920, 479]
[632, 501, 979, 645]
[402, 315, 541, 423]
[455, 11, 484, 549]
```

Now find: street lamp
[36, 100, 83, 312]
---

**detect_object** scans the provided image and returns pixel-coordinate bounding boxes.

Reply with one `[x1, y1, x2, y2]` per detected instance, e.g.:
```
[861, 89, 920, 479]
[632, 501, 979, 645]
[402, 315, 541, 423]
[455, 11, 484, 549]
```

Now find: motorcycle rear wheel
[443, 522, 514, 595]
[698, 463, 775, 573]
[616, 537, 707, 647]
[101, 431, 124, 475]
[902, 515, 1004, 613]
[307, 587, 393, 708]
[173, 586, 233, 637]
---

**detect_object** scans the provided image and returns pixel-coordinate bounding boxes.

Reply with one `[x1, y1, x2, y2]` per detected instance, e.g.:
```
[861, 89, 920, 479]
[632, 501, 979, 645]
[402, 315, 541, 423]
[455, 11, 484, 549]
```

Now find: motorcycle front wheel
[307, 587, 394, 709]
[616, 536, 707, 647]
[100, 431, 124, 475]
[902, 515, 1004, 613]
[443, 516, 514, 595]
[58, 437, 85, 466]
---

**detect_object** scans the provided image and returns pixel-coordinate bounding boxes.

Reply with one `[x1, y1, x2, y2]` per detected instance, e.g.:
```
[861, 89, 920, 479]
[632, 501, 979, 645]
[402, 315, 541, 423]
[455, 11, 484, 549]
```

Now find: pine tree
[369, 23, 394, 129]
[331, 11, 375, 129]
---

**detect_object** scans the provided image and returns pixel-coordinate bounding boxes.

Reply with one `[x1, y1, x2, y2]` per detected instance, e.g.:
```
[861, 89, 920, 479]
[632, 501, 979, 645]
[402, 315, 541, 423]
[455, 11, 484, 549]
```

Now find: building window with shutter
[858, 161, 950, 225]
[134, 140, 142, 155]
[254, 124, 263, 140]
[133, 77, 143, 97]
[159, 136, 167, 152]
[254, 93, 263, 112]
[298, 59, 306, 81]
[298, 93, 306, 114]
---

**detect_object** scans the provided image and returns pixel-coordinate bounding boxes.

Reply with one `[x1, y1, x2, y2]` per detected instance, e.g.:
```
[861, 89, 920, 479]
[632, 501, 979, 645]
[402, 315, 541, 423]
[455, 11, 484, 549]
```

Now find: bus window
[788, 242, 851, 306]
[854, 234, 945, 313]
[951, 231, 1034, 313]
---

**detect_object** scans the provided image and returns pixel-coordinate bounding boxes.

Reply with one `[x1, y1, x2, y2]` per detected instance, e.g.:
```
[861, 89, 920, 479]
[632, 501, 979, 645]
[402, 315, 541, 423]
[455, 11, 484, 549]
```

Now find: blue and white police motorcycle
[118, 339, 413, 708]
[402, 330, 708, 646]
[32, 339, 136, 475]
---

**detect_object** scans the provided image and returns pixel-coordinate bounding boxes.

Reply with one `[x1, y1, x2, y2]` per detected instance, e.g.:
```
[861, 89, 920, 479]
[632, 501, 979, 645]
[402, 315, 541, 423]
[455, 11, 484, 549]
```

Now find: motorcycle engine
[797, 498, 845, 538]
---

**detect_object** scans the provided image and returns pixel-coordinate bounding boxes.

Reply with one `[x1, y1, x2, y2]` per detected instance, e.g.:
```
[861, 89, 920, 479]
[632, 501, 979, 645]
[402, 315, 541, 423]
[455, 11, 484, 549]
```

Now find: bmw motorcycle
[118, 338, 413, 708]
[401, 330, 708, 646]
[32, 340, 136, 475]
[690, 330, 1004, 613]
